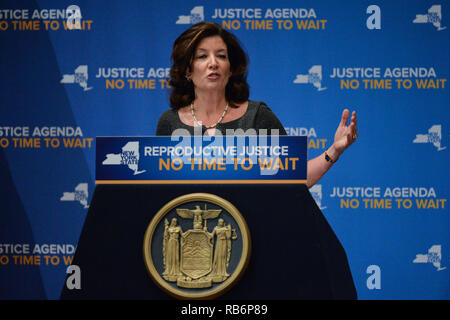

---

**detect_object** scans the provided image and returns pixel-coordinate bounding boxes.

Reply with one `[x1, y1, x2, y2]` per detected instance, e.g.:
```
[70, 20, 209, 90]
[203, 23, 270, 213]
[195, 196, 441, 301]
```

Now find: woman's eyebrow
[196, 48, 227, 52]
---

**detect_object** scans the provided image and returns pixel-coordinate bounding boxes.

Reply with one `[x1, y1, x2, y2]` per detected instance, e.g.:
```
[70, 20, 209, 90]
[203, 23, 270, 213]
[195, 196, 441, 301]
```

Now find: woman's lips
[207, 73, 220, 80]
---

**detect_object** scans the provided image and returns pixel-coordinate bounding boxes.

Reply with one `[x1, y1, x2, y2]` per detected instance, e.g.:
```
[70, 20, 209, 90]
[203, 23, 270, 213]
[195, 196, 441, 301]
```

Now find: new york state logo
[143, 193, 251, 299]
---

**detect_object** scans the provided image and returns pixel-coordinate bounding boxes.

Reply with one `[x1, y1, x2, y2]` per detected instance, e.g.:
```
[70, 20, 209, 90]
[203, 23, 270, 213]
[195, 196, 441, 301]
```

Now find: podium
[60, 136, 356, 299]
[60, 183, 356, 300]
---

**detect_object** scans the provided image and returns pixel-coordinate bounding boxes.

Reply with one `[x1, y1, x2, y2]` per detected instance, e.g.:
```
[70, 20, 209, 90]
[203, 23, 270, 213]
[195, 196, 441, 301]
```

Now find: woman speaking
[156, 22, 357, 187]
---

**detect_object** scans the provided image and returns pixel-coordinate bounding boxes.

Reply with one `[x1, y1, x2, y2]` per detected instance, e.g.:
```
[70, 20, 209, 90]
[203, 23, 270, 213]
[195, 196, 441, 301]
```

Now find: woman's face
[187, 35, 232, 94]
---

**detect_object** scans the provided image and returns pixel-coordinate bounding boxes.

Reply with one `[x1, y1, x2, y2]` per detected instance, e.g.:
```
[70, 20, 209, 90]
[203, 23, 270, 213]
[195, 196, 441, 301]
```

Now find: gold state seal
[143, 193, 251, 299]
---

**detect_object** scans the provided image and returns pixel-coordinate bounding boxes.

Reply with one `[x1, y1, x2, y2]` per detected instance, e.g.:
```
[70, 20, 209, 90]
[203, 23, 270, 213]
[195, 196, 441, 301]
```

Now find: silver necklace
[190, 102, 229, 129]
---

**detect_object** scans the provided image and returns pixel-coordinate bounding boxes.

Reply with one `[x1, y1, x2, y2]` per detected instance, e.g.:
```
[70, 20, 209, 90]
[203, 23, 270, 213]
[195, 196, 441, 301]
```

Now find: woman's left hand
[332, 109, 358, 157]
[307, 109, 358, 187]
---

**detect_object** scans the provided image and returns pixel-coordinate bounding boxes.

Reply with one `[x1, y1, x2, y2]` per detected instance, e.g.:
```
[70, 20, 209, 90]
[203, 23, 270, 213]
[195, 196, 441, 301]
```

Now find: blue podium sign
[95, 136, 307, 184]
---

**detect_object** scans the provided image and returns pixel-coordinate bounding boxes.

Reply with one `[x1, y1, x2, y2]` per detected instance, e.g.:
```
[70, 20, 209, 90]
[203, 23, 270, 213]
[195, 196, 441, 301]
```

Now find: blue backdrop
[0, 0, 448, 299]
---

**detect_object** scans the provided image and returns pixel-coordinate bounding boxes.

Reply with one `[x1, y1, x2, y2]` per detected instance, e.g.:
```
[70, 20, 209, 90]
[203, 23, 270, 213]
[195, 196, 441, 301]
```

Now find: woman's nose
[208, 55, 218, 69]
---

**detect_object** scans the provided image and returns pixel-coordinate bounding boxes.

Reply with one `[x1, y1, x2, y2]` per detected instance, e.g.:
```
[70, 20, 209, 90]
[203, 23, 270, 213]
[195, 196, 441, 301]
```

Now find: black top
[155, 100, 287, 136]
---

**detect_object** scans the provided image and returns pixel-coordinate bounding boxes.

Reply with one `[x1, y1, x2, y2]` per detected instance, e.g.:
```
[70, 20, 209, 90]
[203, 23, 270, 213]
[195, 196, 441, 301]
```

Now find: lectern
[60, 136, 356, 300]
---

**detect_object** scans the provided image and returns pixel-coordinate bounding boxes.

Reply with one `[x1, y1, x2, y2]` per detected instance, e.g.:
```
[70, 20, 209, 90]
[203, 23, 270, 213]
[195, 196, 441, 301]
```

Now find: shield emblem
[180, 229, 213, 279]
[143, 193, 251, 299]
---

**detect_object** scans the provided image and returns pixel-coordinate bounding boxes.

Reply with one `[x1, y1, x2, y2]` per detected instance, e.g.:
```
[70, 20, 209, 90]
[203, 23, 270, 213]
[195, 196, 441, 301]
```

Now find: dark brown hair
[169, 22, 249, 109]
